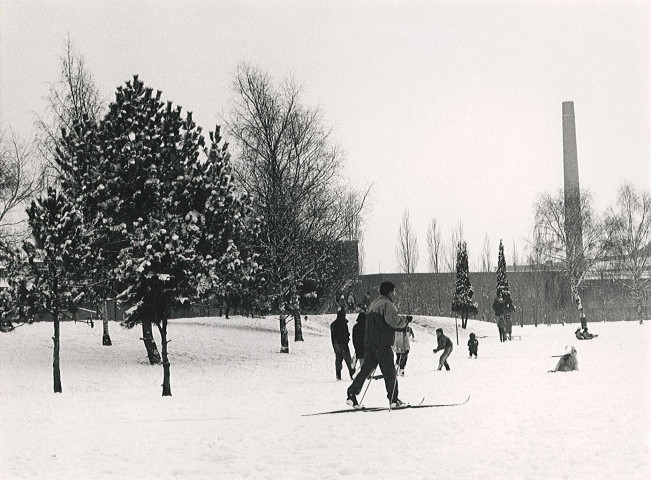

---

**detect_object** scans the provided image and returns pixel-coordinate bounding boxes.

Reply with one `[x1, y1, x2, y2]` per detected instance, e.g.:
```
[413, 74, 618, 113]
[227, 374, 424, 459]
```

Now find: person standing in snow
[346, 281, 412, 408]
[394, 324, 415, 376]
[497, 316, 507, 342]
[352, 311, 367, 371]
[330, 310, 355, 380]
[433, 328, 454, 371]
[346, 289, 356, 312]
[468, 332, 478, 358]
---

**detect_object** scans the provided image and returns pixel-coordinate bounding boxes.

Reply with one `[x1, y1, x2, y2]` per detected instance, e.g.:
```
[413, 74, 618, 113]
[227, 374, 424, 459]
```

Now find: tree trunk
[102, 302, 112, 346]
[280, 315, 289, 353]
[159, 317, 172, 396]
[142, 319, 162, 365]
[52, 316, 62, 393]
[293, 310, 303, 342]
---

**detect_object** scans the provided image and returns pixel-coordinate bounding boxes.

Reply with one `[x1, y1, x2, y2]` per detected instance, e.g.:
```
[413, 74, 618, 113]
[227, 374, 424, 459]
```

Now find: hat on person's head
[436, 328, 443, 334]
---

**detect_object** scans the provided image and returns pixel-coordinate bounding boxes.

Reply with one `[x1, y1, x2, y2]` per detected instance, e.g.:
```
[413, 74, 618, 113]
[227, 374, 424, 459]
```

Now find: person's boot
[346, 393, 361, 409]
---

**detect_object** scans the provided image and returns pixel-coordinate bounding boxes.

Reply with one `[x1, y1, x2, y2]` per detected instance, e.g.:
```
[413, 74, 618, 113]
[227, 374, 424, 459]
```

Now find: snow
[1, 315, 650, 480]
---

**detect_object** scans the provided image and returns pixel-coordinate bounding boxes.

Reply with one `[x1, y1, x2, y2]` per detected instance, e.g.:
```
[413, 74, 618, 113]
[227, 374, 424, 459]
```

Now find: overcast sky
[1, 0, 649, 274]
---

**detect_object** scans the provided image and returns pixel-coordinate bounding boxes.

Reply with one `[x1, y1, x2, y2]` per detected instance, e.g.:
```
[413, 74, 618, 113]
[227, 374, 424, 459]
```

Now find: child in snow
[550, 346, 578, 372]
[394, 324, 415, 376]
[330, 310, 355, 380]
[433, 328, 453, 371]
[468, 332, 478, 358]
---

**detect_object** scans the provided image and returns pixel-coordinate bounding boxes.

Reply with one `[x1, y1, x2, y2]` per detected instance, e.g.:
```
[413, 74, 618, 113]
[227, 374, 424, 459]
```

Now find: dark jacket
[352, 313, 366, 351]
[468, 334, 478, 354]
[435, 333, 453, 352]
[364, 294, 409, 347]
[330, 311, 350, 346]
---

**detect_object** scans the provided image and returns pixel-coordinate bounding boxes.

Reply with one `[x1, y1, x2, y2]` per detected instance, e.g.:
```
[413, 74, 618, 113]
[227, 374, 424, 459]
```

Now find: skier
[352, 311, 366, 371]
[394, 324, 415, 376]
[330, 310, 355, 380]
[433, 328, 454, 371]
[468, 332, 478, 358]
[346, 281, 412, 409]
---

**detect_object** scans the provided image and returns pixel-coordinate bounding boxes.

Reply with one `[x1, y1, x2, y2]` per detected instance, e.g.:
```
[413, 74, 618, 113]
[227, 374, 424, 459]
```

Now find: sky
[1, 0, 649, 274]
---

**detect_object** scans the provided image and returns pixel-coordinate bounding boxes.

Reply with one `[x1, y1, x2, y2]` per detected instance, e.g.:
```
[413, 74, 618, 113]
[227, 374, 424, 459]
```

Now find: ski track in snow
[1, 315, 650, 479]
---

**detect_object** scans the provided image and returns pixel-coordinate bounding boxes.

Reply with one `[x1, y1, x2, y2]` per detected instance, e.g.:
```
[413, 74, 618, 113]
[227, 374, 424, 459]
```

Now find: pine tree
[492, 240, 515, 341]
[23, 188, 89, 392]
[451, 242, 478, 329]
[57, 76, 260, 395]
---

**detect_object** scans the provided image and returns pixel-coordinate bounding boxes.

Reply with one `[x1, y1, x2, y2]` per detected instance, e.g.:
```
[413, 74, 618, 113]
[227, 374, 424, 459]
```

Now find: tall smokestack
[562, 101, 583, 276]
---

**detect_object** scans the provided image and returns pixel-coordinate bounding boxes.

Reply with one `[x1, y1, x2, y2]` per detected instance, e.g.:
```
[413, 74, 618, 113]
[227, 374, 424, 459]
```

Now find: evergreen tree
[56, 75, 260, 395]
[19, 188, 88, 392]
[492, 239, 515, 340]
[451, 242, 478, 329]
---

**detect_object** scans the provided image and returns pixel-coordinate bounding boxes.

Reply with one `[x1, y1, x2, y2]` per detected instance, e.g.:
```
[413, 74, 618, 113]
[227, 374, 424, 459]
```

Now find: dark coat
[435, 333, 453, 352]
[364, 295, 409, 347]
[352, 313, 366, 356]
[468, 334, 478, 354]
[330, 311, 350, 346]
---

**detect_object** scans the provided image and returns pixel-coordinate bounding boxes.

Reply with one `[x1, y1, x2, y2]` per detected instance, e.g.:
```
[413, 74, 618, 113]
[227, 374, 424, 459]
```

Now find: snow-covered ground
[1, 314, 649, 480]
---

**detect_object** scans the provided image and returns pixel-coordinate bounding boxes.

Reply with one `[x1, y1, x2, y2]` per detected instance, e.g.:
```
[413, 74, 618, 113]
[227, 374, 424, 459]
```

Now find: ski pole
[359, 365, 377, 405]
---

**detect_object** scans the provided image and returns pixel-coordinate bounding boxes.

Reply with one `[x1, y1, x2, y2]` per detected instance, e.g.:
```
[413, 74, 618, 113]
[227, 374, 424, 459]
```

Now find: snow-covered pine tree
[22, 187, 89, 392]
[67, 76, 259, 396]
[492, 239, 515, 340]
[451, 242, 478, 329]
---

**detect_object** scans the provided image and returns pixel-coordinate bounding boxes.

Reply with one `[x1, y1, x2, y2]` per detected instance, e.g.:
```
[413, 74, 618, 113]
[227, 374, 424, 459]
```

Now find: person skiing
[394, 324, 415, 376]
[468, 332, 478, 358]
[330, 310, 355, 380]
[346, 281, 412, 408]
[352, 311, 366, 371]
[433, 328, 453, 371]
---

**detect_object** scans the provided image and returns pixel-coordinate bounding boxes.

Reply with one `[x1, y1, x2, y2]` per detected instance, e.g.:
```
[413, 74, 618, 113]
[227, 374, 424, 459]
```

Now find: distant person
[505, 315, 513, 341]
[468, 332, 478, 358]
[352, 311, 367, 371]
[497, 316, 507, 342]
[360, 291, 371, 312]
[330, 310, 355, 380]
[346, 281, 412, 408]
[346, 289, 356, 312]
[433, 328, 454, 371]
[337, 292, 347, 312]
[575, 327, 597, 340]
[394, 324, 415, 376]
[550, 346, 578, 372]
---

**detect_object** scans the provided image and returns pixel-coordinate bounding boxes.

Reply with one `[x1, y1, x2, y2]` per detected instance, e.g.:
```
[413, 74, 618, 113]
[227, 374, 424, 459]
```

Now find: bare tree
[0, 128, 43, 242]
[426, 218, 442, 273]
[228, 64, 367, 352]
[426, 217, 444, 313]
[511, 238, 519, 272]
[396, 209, 419, 274]
[35, 36, 104, 183]
[481, 233, 492, 272]
[444, 222, 464, 272]
[606, 183, 651, 323]
[534, 189, 610, 322]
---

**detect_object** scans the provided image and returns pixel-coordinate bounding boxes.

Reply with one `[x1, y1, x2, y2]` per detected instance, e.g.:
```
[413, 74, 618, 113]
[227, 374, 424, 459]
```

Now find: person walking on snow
[394, 324, 415, 376]
[468, 332, 478, 358]
[433, 328, 453, 371]
[346, 281, 412, 408]
[330, 310, 355, 380]
[352, 311, 367, 371]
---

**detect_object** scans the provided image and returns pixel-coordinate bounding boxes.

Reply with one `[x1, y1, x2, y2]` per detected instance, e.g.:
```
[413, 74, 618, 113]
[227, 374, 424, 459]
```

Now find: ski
[302, 396, 468, 416]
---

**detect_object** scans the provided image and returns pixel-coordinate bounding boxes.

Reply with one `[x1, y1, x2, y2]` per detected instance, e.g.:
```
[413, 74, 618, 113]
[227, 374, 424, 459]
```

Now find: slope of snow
[1, 314, 649, 480]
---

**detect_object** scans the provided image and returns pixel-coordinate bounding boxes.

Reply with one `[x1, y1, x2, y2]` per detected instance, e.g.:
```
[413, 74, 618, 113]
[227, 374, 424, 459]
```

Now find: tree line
[0, 41, 369, 394]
